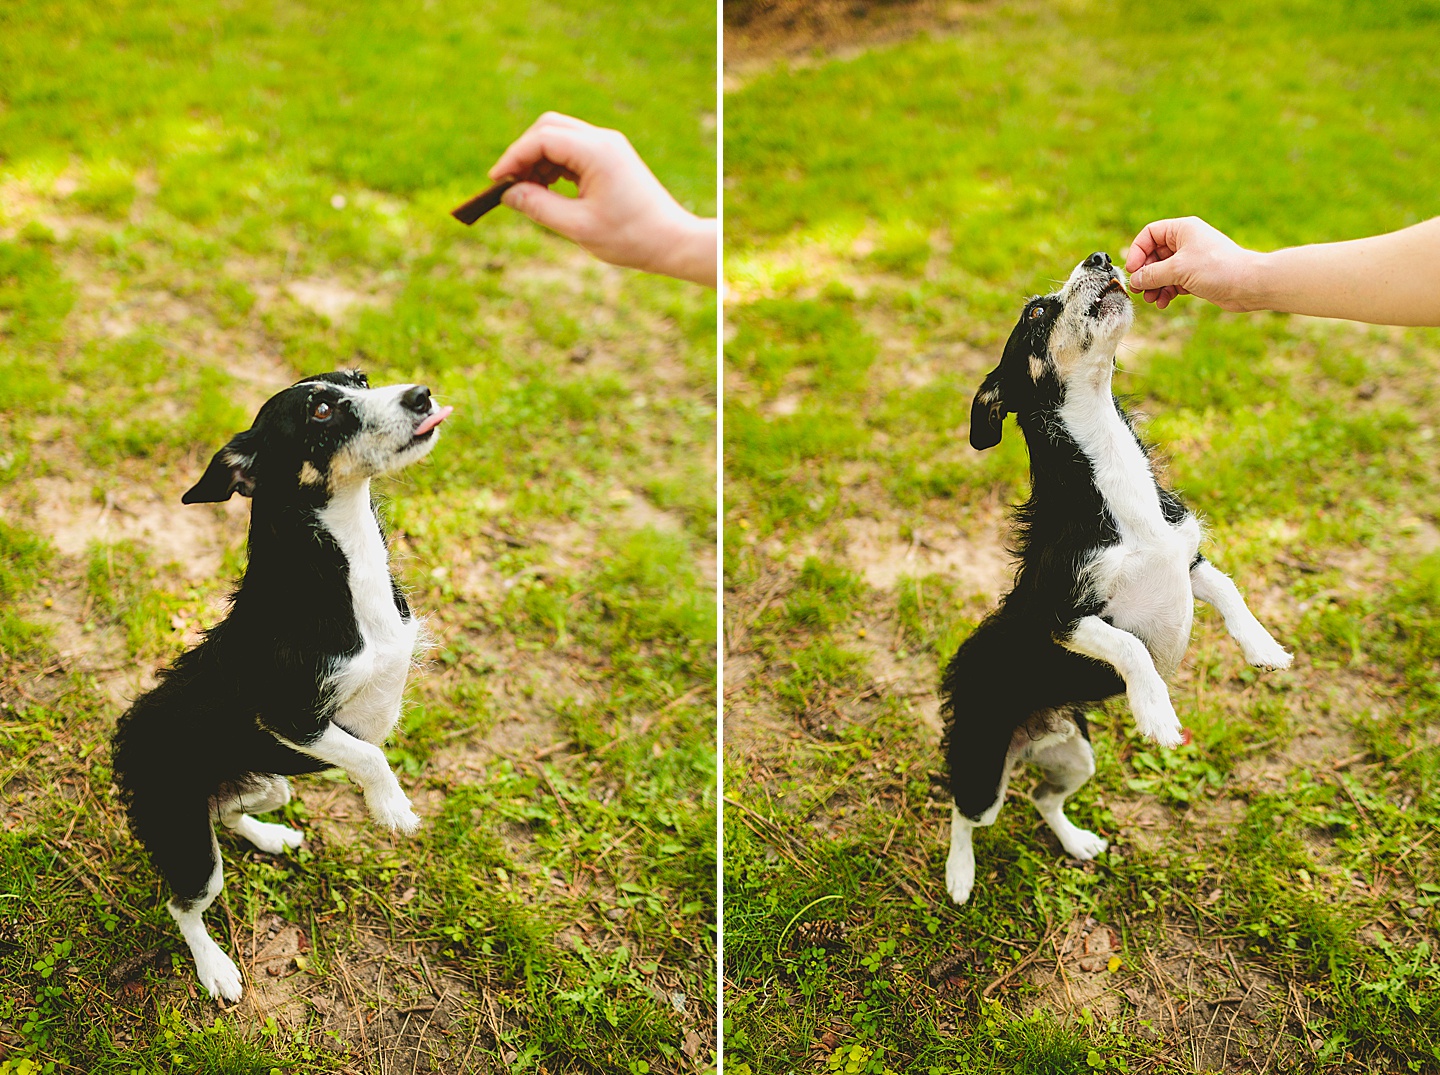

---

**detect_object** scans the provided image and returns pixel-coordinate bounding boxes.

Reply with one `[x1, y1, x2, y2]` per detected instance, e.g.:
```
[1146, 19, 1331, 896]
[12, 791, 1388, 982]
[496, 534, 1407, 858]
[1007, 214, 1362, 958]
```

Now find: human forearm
[646, 213, 717, 288]
[1249, 217, 1440, 326]
[1126, 215, 1440, 325]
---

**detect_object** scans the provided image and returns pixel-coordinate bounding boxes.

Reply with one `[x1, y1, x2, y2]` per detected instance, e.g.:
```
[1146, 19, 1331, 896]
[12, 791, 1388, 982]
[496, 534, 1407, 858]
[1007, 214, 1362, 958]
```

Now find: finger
[532, 111, 592, 132]
[510, 158, 578, 187]
[1125, 219, 1186, 272]
[501, 181, 590, 240]
[488, 124, 600, 184]
[504, 111, 592, 150]
[1128, 255, 1183, 293]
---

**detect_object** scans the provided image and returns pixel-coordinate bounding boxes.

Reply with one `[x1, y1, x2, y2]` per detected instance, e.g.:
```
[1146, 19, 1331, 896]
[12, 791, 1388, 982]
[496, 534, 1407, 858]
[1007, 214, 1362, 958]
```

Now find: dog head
[183, 370, 453, 504]
[970, 252, 1132, 450]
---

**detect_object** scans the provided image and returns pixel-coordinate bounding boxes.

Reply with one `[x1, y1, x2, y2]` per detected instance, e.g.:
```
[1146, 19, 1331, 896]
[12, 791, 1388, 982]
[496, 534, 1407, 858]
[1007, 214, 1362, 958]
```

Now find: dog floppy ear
[969, 366, 1008, 451]
[183, 430, 259, 504]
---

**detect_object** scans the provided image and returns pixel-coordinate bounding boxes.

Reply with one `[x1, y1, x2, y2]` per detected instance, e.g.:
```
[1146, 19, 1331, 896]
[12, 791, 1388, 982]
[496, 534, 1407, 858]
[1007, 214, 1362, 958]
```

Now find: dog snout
[400, 386, 432, 415]
[1084, 251, 1112, 272]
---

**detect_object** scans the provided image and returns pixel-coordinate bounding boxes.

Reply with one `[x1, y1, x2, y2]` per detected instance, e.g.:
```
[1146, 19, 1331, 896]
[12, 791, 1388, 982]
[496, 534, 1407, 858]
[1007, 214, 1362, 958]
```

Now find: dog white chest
[1063, 389, 1198, 675]
[319, 481, 420, 745]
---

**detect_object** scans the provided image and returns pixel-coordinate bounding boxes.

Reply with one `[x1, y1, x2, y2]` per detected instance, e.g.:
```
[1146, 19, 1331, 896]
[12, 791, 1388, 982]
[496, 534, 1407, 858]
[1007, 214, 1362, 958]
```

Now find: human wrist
[646, 211, 717, 288]
[1230, 247, 1274, 312]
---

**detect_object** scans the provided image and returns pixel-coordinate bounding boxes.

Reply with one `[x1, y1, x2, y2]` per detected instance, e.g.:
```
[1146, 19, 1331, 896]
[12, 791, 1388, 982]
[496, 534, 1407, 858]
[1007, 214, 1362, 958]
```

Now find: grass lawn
[723, 1, 1440, 1072]
[0, 1, 715, 1072]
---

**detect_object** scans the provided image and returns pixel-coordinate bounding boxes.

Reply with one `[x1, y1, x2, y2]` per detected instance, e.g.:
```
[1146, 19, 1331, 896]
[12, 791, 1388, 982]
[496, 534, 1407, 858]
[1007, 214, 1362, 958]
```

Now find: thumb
[1128, 256, 1183, 293]
[502, 182, 589, 240]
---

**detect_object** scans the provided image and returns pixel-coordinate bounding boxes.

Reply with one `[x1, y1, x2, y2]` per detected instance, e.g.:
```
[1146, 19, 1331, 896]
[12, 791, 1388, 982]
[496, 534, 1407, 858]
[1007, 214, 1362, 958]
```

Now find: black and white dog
[940, 253, 1291, 905]
[111, 371, 451, 1000]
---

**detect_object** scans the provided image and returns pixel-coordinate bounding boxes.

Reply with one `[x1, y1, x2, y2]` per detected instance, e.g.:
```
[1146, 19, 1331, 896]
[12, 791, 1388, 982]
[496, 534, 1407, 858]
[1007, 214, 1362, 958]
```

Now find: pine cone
[794, 920, 849, 950]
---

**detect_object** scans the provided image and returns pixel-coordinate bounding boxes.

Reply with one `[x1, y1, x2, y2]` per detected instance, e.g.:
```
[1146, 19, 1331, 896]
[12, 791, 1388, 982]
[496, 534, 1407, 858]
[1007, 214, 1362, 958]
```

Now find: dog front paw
[369, 792, 421, 835]
[1141, 718, 1185, 749]
[1244, 636, 1293, 670]
[1131, 683, 1183, 748]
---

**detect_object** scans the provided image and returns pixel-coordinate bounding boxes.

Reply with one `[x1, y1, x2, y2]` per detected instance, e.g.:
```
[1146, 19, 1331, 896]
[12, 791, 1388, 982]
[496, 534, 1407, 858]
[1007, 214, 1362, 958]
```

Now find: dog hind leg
[164, 818, 243, 1002]
[215, 775, 303, 854]
[946, 729, 1019, 907]
[1029, 720, 1107, 860]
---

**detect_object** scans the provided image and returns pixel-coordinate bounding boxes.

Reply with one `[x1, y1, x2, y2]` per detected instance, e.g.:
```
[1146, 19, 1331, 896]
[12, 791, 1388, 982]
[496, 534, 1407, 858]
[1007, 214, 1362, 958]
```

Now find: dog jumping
[111, 370, 451, 1000]
[940, 252, 1291, 905]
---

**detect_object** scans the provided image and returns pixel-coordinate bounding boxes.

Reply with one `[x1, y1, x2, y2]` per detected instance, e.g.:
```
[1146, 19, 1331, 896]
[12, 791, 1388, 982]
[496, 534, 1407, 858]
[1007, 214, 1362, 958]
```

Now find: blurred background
[723, 1, 1440, 1072]
[0, 1, 716, 1071]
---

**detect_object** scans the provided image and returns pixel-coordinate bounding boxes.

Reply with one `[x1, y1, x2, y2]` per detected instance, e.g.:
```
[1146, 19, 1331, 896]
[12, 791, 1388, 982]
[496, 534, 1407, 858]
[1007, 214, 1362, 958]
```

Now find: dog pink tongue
[414, 405, 453, 437]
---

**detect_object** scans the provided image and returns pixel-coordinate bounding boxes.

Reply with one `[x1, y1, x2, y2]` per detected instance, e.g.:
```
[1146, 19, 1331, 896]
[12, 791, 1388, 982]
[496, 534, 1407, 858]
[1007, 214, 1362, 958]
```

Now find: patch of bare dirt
[613, 487, 686, 535]
[839, 514, 1010, 598]
[1019, 919, 1301, 1073]
[230, 920, 494, 1071]
[284, 277, 389, 323]
[724, 0, 999, 81]
[19, 475, 245, 583]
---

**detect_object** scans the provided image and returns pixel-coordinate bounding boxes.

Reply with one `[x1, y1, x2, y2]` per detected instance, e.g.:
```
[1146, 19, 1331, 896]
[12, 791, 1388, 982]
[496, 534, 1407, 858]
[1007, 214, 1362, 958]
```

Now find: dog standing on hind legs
[940, 252, 1293, 906]
[111, 370, 451, 1000]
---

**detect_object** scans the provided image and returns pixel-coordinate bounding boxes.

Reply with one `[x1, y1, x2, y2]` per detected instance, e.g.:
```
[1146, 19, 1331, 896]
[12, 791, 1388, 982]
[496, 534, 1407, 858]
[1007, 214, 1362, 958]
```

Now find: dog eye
[1028, 306, 1045, 320]
[311, 401, 333, 422]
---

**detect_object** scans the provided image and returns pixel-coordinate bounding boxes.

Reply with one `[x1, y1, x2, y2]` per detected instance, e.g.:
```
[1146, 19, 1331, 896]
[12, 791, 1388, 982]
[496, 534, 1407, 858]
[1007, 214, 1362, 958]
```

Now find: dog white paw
[1042, 808, 1109, 861]
[240, 818, 304, 855]
[194, 943, 243, 1002]
[1142, 718, 1185, 749]
[1132, 688, 1183, 748]
[945, 837, 975, 905]
[1060, 828, 1108, 861]
[1243, 635, 1293, 670]
[369, 793, 420, 835]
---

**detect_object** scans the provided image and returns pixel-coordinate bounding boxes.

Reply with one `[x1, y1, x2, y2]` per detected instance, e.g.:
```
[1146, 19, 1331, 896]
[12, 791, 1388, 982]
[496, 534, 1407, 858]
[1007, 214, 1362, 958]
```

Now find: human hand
[1124, 216, 1264, 311]
[487, 112, 716, 287]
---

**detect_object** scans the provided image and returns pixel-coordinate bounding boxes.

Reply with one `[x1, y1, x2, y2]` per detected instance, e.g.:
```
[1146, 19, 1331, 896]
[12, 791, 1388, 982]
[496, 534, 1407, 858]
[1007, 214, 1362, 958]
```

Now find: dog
[939, 252, 1292, 906]
[111, 370, 451, 1000]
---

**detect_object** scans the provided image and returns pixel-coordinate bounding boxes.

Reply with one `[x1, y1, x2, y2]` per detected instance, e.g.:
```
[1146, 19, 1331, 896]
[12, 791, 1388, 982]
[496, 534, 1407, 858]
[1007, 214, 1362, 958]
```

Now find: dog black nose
[1084, 251, 1112, 271]
[401, 386, 432, 414]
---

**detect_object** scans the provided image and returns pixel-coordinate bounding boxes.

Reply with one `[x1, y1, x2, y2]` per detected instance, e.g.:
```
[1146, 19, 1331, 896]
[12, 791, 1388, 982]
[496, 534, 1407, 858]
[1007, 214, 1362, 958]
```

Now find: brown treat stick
[450, 179, 517, 225]
[451, 158, 572, 225]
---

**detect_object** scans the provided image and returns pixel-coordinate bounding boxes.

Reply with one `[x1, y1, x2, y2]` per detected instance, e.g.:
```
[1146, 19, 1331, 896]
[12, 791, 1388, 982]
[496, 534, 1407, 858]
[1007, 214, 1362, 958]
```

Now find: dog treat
[450, 179, 517, 225]
[452, 158, 571, 225]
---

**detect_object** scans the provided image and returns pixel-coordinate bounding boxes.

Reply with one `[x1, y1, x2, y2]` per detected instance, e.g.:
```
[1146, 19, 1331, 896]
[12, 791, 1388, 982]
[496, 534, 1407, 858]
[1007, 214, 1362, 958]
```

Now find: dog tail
[939, 616, 1041, 821]
[112, 691, 219, 903]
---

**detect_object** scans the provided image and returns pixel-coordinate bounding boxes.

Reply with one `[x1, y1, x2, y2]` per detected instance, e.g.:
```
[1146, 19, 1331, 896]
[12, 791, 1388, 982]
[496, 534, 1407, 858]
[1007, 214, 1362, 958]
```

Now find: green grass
[723, 2, 1440, 1072]
[0, 1, 715, 1072]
